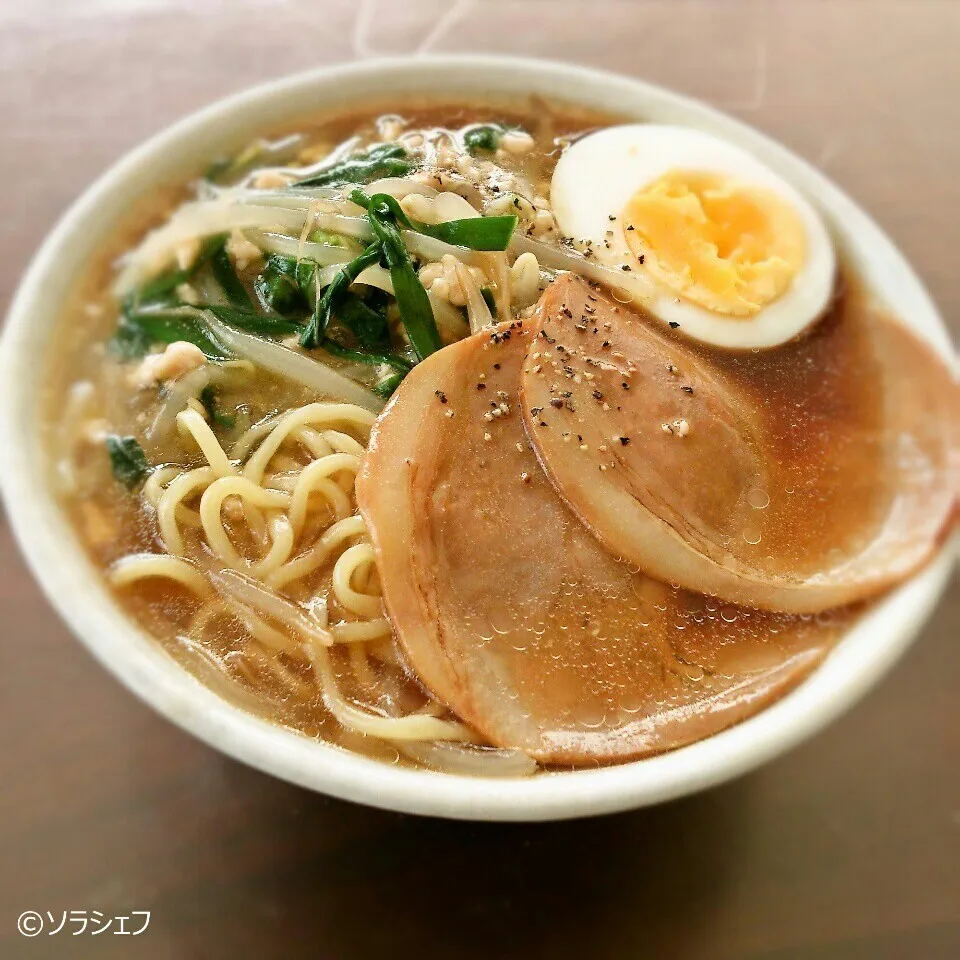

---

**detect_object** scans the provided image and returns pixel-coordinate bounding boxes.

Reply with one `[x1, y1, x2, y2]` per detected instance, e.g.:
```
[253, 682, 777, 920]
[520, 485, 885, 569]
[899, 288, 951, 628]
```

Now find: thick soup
[44, 98, 957, 775]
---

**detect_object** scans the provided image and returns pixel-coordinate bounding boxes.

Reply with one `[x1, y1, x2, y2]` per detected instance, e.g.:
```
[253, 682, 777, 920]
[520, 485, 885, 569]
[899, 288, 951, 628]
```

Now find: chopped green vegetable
[199, 385, 236, 428]
[480, 286, 497, 318]
[210, 245, 253, 309]
[351, 189, 516, 252]
[254, 255, 304, 314]
[308, 228, 352, 247]
[106, 435, 151, 488]
[205, 305, 301, 336]
[295, 143, 410, 189]
[372, 371, 406, 398]
[321, 337, 414, 373]
[337, 291, 391, 351]
[463, 123, 522, 155]
[349, 190, 443, 361]
[110, 308, 231, 360]
[134, 234, 226, 305]
[299, 243, 383, 349]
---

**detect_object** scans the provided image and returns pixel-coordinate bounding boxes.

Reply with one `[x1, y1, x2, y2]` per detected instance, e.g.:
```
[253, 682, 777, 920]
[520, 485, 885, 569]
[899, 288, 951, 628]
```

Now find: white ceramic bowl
[1, 56, 955, 821]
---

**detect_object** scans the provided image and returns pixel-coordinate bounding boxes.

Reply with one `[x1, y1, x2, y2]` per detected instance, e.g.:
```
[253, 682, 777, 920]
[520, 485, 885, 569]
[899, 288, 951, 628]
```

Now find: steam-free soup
[45, 98, 956, 775]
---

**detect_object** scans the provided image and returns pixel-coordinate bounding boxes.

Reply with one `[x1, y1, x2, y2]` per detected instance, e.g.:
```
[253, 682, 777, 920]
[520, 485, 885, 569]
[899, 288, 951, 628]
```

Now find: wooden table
[1, 2, 957, 957]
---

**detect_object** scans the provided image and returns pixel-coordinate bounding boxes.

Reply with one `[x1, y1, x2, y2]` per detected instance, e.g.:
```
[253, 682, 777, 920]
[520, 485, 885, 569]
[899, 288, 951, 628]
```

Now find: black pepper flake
[493, 363, 500, 369]
[638, 254, 645, 264]
[621, 382, 630, 390]
[539, 331, 556, 344]
[556, 344, 566, 352]
[592, 390, 604, 400]
[668, 321, 680, 329]
[562, 307, 573, 318]
[530, 406, 543, 416]
[627, 224, 635, 231]
[539, 421, 548, 427]
[681, 385, 694, 394]
[584, 305, 595, 315]
[602, 340, 611, 348]
[550, 398, 563, 408]
[577, 434, 583, 443]
[434, 390, 448, 403]
[563, 365, 574, 376]
[621, 265, 631, 272]
[619, 436, 630, 445]
[608, 214, 617, 221]
[477, 383, 487, 390]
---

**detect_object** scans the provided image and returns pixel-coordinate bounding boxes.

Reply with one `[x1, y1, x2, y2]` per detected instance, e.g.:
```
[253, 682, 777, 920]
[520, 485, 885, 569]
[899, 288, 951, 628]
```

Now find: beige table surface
[1, 2, 958, 958]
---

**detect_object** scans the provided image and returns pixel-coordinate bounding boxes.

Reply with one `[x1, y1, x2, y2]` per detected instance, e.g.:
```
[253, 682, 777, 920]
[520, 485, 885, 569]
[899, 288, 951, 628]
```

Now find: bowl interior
[1, 56, 955, 821]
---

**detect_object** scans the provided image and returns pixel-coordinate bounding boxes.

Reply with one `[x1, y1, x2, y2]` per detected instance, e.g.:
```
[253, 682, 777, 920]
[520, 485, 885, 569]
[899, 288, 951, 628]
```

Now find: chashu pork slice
[357, 319, 856, 764]
[520, 275, 957, 614]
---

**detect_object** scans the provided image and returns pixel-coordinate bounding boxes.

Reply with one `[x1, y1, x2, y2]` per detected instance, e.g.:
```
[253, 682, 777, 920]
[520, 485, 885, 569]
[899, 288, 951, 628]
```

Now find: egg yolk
[622, 171, 806, 317]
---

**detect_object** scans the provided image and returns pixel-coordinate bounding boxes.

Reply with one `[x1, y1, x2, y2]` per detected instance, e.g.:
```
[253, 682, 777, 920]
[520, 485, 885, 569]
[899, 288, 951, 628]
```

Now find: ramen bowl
[0, 56, 955, 821]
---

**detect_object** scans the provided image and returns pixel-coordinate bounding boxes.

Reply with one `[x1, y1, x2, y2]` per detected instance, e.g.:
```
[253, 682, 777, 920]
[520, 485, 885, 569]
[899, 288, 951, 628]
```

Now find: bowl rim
[1, 54, 955, 821]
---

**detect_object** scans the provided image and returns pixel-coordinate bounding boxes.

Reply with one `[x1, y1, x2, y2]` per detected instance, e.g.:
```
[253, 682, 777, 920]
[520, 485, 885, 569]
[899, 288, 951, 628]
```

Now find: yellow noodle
[332, 542, 384, 619]
[288, 453, 360, 537]
[330, 618, 393, 643]
[157, 466, 217, 554]
[109, 553, 212, 597]
[306, 642, 473, 742]
[243, 403, 374, 484]
[199, 476, 290, 569]
[265, 513, 367, 589]
[176, 408, 236, 477]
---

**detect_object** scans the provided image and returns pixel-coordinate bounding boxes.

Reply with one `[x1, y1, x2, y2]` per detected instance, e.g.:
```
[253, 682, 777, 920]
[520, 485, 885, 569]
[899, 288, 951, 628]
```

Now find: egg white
[550, 124, 837, 350]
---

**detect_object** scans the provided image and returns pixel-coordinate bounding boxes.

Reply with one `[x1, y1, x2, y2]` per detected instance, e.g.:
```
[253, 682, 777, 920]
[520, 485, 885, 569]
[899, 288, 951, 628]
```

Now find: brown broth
[39, 97, 955, 771]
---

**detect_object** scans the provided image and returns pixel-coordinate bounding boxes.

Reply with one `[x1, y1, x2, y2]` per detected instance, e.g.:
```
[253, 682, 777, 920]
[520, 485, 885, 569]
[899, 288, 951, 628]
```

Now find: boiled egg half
[550, 124, 836, 349]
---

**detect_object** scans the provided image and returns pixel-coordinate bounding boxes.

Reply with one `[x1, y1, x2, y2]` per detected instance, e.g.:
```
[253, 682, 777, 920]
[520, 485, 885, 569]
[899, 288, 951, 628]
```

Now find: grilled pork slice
[357, 318, 852, 764]
[520, 275, 956, 613]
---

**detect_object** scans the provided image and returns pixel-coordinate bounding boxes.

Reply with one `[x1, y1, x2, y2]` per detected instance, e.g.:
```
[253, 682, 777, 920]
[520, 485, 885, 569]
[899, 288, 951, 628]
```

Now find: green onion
[351, 189, 516, 252]
[134, 234, 226, 305]
[358, 192, 442, 361]
[111, 308, 231, 360]
[299, 244, 383, 349]
[480, 286, 497, 318]
[321, 338, 414, 373]
[254, 255, 304, 314]
[205, 305, 301, 336]
[337, 291, 391, 351]
[106, 435, 151, 488]
[210, 245, 253, 309]
[463, 123, 524, 155]
[372, 371, 406, 398]
[199, 385, 236, 428]
[295, 143, 411, 188]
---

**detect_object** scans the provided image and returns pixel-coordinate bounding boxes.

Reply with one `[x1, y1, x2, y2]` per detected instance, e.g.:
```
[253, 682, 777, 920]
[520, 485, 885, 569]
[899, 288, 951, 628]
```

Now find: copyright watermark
[17, 910, 150, 937]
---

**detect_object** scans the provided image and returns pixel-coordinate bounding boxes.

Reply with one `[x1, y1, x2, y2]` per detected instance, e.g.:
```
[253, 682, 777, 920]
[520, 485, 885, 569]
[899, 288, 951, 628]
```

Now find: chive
[111, 308, 231, 360]
[351, 188, 516, 251]
[295, 143, 410, 188]
[254, 255, 305, 314]
[321, 337, 414, 373]
[199, 385, 236, 428]
[299, 244, 383, 349]
[480, 286, 497, 318]
[361, 193, 442, 360]
[134, 233, 226, 305]
[463, 124, 504, 154]
[372, 371, 406, 398]
[106, 435, 151, 488]
[210, 245, 253, 309]
[337, 292, 391, 351]
[462, 123, 525, 155]
[205, 305, 301, 336]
